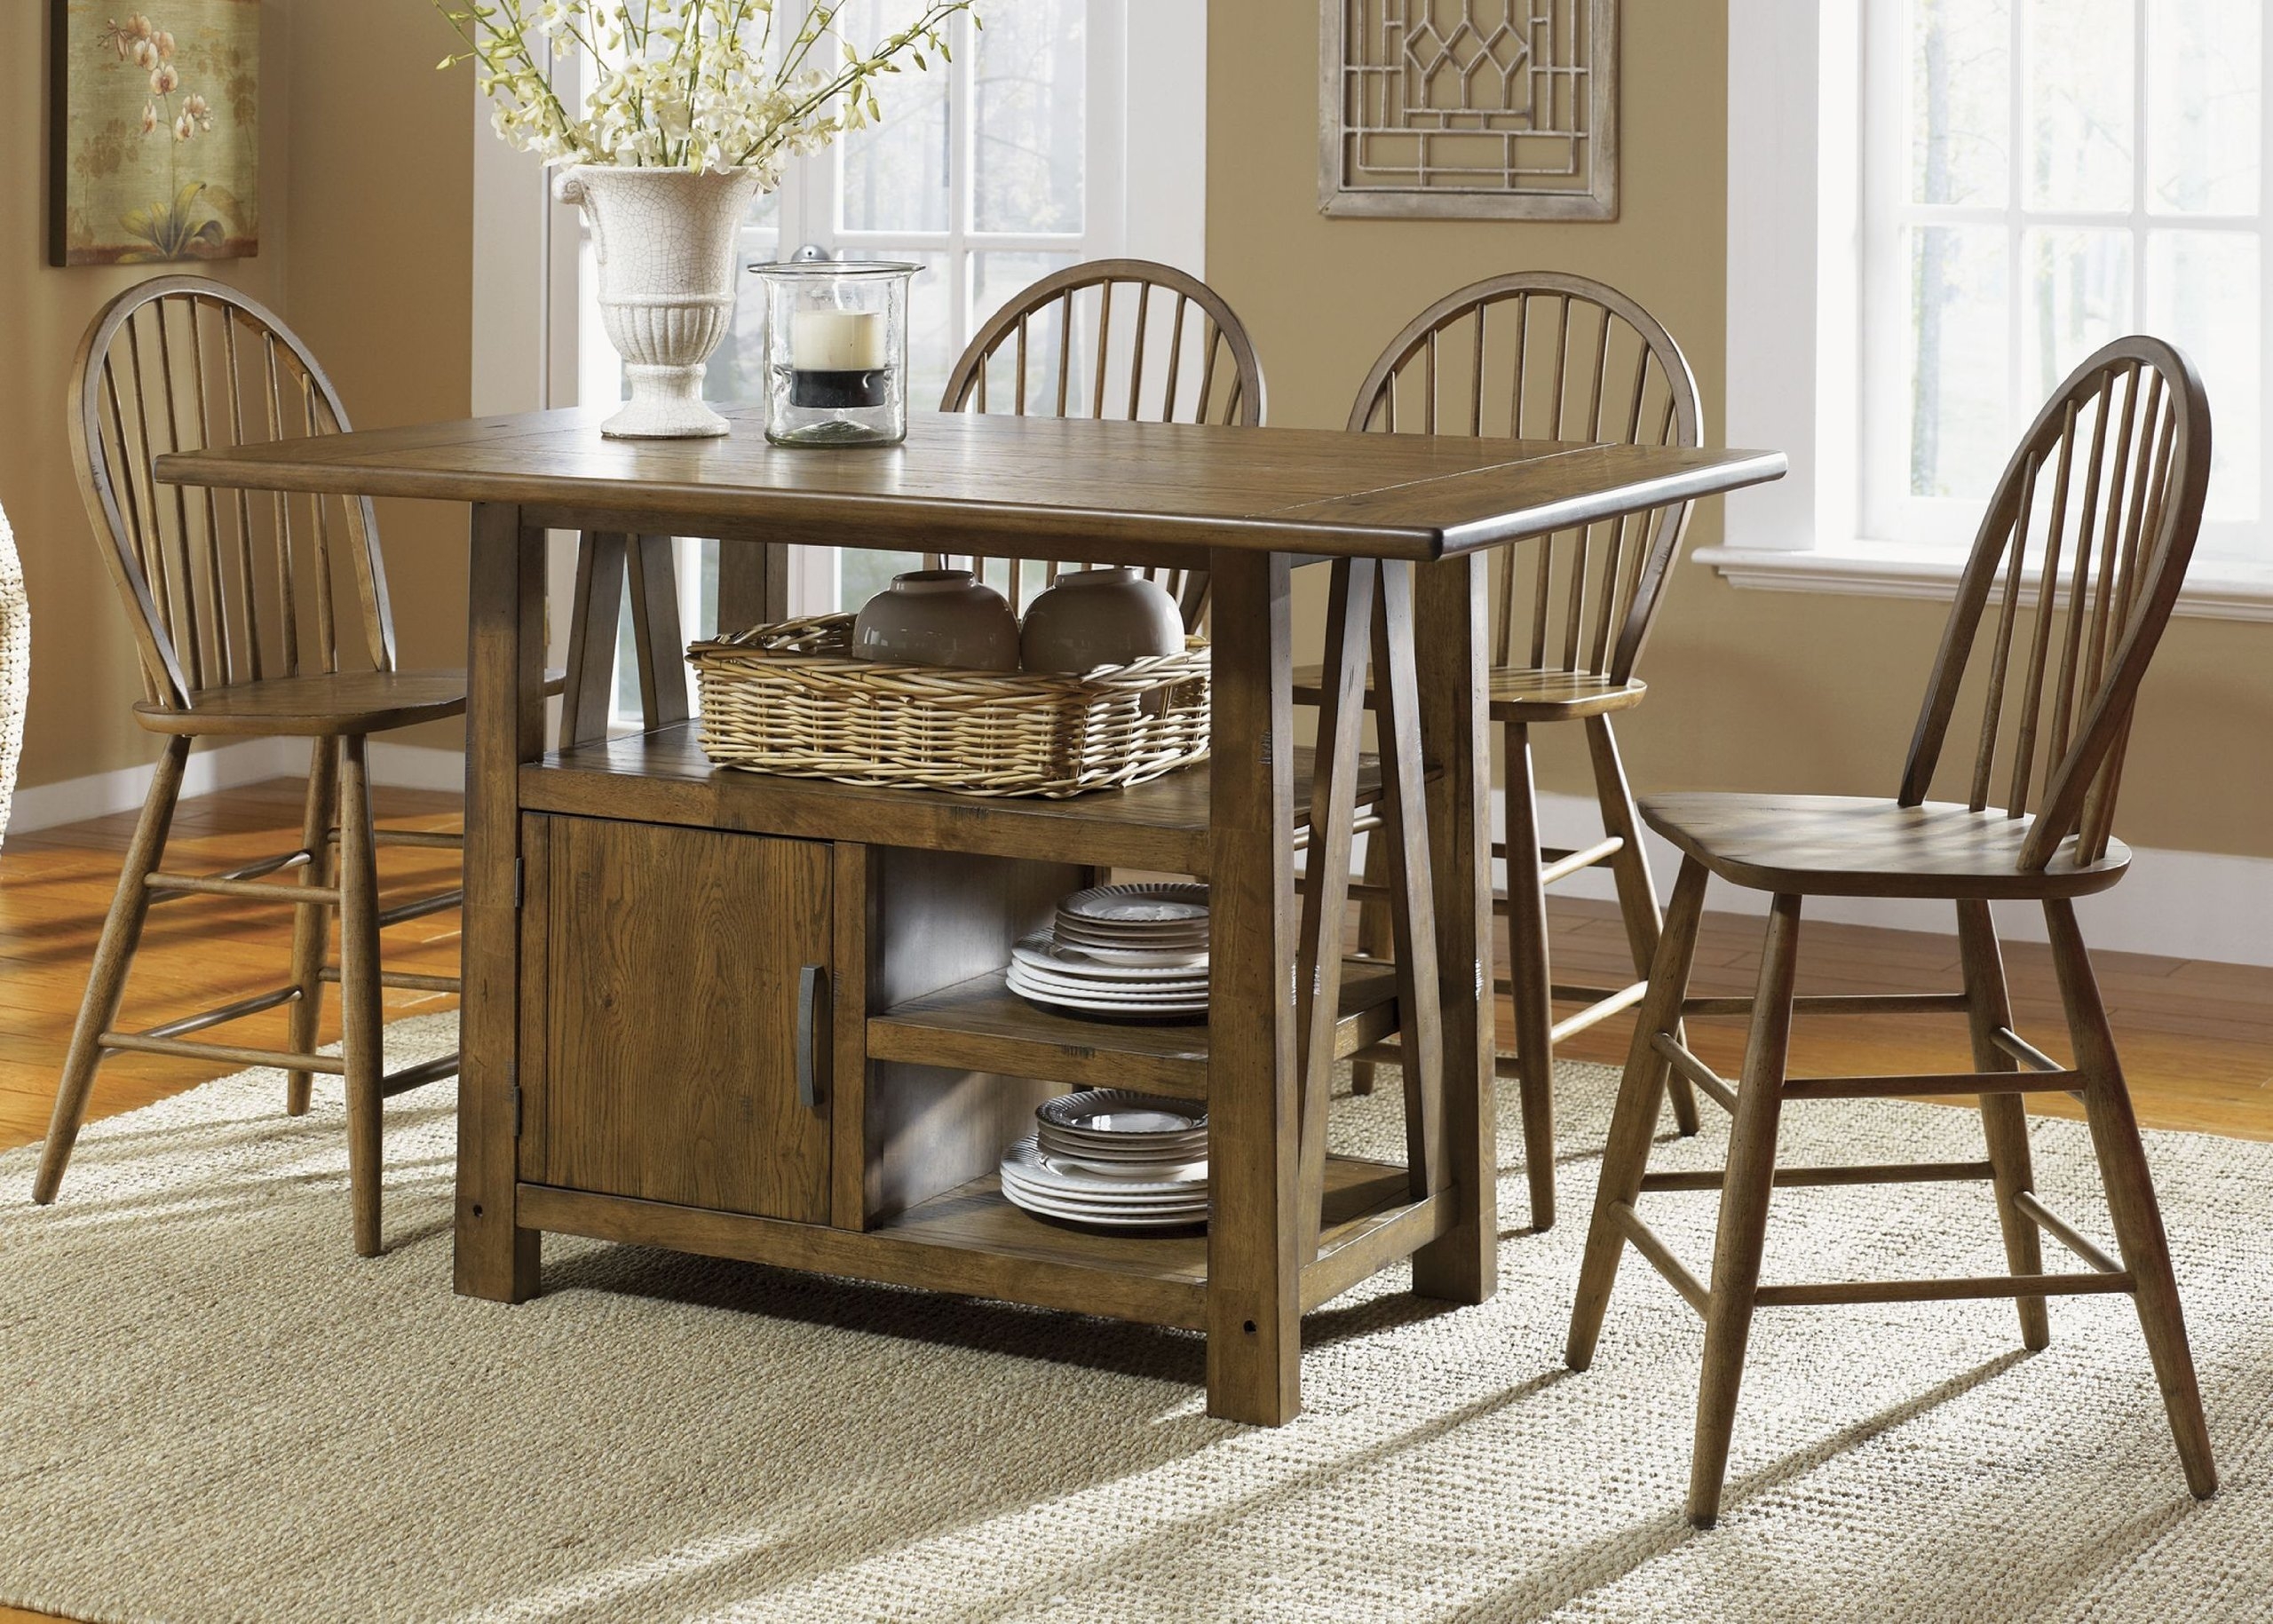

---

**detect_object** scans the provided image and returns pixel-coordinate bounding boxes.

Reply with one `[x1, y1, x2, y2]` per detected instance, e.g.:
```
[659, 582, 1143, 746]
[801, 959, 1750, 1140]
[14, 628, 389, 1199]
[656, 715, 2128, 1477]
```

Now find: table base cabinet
[504, 724, 1451, 1347]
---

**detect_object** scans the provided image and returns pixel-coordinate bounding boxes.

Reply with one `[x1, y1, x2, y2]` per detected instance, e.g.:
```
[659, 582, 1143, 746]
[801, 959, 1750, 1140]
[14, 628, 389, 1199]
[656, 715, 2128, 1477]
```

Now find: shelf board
[866, 960, 1404, 1099]
[520, 722, 1381, 875]
[516, 1154, 1437, 1334]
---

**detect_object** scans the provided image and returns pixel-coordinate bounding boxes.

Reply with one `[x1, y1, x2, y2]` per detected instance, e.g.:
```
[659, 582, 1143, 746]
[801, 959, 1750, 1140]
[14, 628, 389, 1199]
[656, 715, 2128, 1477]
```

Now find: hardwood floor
[0, 780, 2266, 1624]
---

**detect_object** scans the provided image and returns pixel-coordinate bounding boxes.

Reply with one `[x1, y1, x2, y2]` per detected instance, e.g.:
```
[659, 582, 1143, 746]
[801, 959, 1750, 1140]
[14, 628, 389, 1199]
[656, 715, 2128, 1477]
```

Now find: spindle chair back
[69, 275, 398, 713]
[927, 258, 1267, 629]
[1334, 273, 1707, 1233]
[1348, 271, 1701, 685]
[1897, 336, 2210, 869]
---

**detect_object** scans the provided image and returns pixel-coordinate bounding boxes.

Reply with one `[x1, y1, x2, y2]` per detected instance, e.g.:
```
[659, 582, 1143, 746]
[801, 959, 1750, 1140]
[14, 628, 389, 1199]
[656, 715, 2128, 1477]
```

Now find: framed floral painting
[47, 0, 258, 265]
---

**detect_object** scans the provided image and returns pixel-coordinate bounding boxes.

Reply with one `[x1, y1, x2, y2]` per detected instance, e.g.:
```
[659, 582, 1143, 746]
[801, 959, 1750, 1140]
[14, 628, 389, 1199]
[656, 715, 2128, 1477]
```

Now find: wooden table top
[155, 406, 1785, 563]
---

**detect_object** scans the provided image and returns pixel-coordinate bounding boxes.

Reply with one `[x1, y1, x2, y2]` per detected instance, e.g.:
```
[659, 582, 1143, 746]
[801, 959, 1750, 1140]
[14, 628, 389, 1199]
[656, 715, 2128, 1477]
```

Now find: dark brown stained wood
[627, 534, 692, 727]
[514, 1153, 1419, 1336]
[1641, 794, 2134, 900]
[516, 813, 553, 1184]
[455, 503, 544, 1303]
[828, 842, 874, 1231]
[537, 815, 832, 1222]
[1958, 898, 2053, 1350]
[1409, 554, 1498, 1301]
[859, 848, 1081, 1224]
[154, 404, 1786, 565]
[559, 532, 629, 750]
[1204, 549, 1302, 1426]
[866, 960, 1403, 1100]
[519, 723, 1380, 878]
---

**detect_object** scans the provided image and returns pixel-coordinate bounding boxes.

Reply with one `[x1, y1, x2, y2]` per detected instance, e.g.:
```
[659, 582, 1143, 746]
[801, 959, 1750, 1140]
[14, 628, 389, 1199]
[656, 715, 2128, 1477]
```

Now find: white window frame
[1700, 0, 2273, 622]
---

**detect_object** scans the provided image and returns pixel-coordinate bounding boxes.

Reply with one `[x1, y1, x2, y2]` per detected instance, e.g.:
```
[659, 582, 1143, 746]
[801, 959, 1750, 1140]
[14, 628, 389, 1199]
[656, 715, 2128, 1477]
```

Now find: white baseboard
[6, 741, 469, 836]
[17, 744, 2268, 966]
[1518, 789, 2273, 970]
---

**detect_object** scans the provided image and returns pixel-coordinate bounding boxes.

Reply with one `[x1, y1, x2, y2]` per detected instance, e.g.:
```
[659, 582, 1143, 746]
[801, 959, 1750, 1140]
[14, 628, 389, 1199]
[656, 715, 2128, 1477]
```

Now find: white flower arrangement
[434, 0, 976, 181]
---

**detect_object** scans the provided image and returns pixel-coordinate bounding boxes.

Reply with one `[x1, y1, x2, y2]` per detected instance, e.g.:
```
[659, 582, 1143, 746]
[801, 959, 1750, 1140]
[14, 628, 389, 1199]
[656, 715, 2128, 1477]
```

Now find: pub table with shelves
[159, 407, 1783, 1425]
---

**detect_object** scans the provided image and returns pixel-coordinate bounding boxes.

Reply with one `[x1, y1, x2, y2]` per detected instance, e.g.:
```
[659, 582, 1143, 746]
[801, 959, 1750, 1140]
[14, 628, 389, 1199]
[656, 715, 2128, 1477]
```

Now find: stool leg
[1501, 720, 1557, 1231]
[34, 737, 189, 1204]
[1349, 831, 1392, 1097]
[1566, 855, 1710, 1370]
[2045, 899, 2216, 1500]
[337, 734, 384, 1257]
[1587, 716, 1699, 1135]
[285, 737, 339, 1118]
[1956, 899, 2050, 1351]
[1689, 891, 1802, 1528]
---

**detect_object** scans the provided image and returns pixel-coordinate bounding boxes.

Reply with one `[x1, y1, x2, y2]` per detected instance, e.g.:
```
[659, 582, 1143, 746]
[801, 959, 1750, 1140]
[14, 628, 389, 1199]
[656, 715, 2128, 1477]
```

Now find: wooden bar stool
[33, 276, 557, 1256]
[1303, 273, 1707, 1232]
[925, 257, 1265, 626]
[1565, 337, 2218, 1526]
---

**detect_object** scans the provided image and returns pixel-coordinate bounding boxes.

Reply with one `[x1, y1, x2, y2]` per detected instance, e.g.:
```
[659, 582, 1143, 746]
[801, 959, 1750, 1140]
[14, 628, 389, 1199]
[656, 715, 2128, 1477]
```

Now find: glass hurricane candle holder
[754, 259, 917, 447]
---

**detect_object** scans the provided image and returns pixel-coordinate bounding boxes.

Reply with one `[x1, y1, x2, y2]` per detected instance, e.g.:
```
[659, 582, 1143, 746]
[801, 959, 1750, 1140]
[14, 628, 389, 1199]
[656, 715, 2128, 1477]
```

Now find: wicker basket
[689, 614, 1210, 798]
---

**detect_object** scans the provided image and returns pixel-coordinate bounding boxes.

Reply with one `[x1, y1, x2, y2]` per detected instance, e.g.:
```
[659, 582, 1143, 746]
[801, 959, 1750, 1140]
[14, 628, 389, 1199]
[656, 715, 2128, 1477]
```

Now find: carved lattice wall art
[1319, 0, 1619, 220]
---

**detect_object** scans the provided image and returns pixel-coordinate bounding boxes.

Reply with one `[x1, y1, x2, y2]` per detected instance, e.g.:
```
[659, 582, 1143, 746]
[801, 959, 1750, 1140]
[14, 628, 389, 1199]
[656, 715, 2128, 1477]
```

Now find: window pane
[2147, 230, 2260, 520]
[974, 0, 1085, 233]
[837, 546, 926, 614]
[1906, 225, 2012, 498]
[839, 0, 953, 234]
[706, 224, 784, 406]
[970, 250, 1081, 410]
[2146, 0, 2261, 215]
[1910, 0, 2011, 206]
[2026, 0, 2135, 210]
[882, 249, 956, 411]
[2021, 228, 2132, 402]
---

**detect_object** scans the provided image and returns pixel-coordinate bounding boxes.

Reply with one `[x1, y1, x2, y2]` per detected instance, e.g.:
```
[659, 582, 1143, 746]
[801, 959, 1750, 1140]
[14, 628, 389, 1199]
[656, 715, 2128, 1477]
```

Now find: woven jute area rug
[3, 1012, 2269, 1622]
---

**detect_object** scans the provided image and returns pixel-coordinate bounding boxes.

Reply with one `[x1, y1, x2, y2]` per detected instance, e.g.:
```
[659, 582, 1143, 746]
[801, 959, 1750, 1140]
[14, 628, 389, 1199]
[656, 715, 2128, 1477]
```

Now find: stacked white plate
[1005, 883, 1210, 1022]
[998, 1090, 1209, 1231]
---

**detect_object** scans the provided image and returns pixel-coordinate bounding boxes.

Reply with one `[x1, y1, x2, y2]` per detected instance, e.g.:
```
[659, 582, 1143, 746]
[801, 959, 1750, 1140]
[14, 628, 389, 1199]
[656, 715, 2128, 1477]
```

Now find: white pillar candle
[791, 309, 888, 371]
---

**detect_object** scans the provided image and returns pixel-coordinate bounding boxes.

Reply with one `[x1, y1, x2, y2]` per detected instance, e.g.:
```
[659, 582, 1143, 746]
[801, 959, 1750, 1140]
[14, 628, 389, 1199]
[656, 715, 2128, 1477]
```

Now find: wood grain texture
[1643, 794, 2134, 899]
[127, 669, 468, 737]
[867, 960, 1402, 1101]
[535, 816, 832, 1222]
[152, 406, 1785, 565]
[521, 723, 1380, 879]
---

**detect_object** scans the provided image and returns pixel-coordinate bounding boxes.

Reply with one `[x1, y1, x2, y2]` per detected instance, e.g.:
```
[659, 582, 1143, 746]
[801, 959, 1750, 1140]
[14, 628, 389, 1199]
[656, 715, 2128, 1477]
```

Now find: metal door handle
[796, 964, 827, 1110]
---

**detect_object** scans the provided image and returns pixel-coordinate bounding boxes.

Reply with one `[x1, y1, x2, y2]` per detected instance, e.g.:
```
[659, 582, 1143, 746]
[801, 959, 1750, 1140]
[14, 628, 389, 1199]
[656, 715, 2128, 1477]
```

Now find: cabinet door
[527, 815, 833, 1223]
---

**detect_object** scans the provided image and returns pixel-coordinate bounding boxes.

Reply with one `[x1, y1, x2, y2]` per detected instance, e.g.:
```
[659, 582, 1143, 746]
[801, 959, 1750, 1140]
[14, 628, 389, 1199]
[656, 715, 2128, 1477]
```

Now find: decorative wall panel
[1319, 0, 1618, 220]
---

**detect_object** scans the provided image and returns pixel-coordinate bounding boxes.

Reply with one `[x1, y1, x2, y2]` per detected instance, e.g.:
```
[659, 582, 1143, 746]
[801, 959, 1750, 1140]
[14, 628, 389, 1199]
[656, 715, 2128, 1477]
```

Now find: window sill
[1691, 541, 2273, 624]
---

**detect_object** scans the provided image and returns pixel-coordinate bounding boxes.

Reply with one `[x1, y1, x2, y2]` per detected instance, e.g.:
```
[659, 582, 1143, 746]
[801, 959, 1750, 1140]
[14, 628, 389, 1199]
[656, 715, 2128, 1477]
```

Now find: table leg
[1205, 549, 1302, 1425]
[628, 535, 692, 729]
[559, 532, 627, 751]
[1411, 553, 1499, 1303]
[455, 501, 545, 1303]
[716, 537, 789, 633]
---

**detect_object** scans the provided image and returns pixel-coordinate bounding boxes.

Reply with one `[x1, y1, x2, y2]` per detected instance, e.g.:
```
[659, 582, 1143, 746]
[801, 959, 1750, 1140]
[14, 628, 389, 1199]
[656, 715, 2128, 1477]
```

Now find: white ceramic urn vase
[556, 164, 763, 439]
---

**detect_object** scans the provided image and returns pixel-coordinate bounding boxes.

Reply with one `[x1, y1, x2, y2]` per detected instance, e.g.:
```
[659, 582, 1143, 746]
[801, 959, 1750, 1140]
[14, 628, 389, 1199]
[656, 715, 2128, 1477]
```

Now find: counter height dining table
[158, 405, 1784, 1425]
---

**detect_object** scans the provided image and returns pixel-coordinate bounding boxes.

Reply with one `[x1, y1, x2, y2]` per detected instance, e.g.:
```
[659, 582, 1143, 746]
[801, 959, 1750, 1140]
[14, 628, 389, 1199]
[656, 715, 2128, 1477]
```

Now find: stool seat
[1642, 793, 2132, 900]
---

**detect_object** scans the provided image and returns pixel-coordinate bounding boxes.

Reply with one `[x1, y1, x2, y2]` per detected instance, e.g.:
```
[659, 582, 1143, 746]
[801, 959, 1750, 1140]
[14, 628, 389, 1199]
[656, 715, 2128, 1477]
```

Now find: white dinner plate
[1058, 882, 1209, 927]
[1008, 970, 1210, 1005]
[1001, 1136, 1208, 1198]
[1037, 1090, 1207, 1137]
[1013, 936, 1211, 984]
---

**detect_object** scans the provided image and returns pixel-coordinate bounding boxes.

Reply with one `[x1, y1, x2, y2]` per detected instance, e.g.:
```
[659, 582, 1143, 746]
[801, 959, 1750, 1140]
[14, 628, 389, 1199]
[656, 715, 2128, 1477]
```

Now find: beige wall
[1209, 0, 2273, 860]
[0, 0, 473, 796]
[2, 2, 295, 787]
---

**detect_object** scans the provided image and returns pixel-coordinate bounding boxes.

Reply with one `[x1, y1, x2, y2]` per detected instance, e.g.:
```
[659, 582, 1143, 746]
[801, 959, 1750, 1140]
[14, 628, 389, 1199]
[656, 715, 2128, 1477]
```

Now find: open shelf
[521, 722, 1382, 875]
[517, 1154, 1446, 1334]
[867, 960, 1405, 1100]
